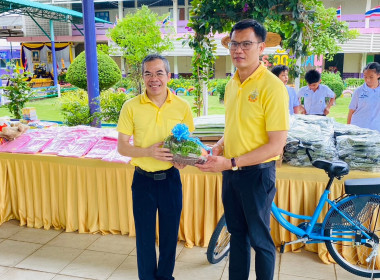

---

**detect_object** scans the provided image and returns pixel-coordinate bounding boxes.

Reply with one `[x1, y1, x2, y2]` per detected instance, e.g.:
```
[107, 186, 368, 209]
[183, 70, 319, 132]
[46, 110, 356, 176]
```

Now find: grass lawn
[0, 95, 351, 124]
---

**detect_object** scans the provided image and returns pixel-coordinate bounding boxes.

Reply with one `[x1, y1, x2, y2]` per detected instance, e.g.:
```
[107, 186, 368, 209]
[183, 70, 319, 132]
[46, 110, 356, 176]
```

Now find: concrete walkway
[0, 220, 365, 280]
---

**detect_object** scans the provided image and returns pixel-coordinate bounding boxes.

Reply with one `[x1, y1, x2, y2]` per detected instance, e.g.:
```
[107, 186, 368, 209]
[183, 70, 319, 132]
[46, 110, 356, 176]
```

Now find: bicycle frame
[271, 190, 375, 243]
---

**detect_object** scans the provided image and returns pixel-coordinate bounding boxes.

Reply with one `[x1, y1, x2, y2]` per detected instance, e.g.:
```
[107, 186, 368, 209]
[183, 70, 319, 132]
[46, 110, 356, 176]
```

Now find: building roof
[0, 0, 110, 24]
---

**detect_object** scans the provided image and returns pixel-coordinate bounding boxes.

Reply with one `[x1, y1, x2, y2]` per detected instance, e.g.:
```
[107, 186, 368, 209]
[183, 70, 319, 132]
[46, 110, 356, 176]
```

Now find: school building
[0, 0, 379, 79]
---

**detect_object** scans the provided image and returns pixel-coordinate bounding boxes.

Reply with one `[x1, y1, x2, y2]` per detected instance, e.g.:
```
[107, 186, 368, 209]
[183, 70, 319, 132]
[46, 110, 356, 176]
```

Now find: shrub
[344, 78, 364, 88]
[321, 71, 344, 98]
[60, 89, 134, 126]
[66, 51, 121, 91]
[214, 78, 230, 102]
[100, 89, 134, 123]
[113, 78, 133, 91]
[0, 62, 33, 119]
[168, 77, 195, 92]
[60, 89, 95, 126]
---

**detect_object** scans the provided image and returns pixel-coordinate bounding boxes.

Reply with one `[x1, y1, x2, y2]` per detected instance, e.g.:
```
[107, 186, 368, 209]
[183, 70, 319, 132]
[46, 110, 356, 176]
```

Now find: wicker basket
[172, 153, 207, 166]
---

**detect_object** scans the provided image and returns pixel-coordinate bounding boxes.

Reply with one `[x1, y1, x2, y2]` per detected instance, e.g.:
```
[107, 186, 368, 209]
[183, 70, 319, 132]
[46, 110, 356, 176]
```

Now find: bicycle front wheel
[323, 195, 380, 278]
[207, 214, 231, 264]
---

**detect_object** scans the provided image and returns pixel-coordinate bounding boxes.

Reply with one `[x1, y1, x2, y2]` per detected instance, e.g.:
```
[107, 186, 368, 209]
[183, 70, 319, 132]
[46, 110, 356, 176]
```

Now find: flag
[365, 5, 380, 18]
[162, 15, 170, 25]
[24, 58, 28, 71]
[336, 6, 341, 20]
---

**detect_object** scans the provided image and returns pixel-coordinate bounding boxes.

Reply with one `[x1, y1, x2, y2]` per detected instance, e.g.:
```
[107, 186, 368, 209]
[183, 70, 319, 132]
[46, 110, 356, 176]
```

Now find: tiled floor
[0, 219, 366, 280]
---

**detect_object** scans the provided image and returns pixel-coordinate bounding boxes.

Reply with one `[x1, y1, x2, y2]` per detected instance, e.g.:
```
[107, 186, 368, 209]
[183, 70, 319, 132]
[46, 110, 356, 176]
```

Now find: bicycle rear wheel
[323, 195, 380, 278]
[207, 214, 231, 264]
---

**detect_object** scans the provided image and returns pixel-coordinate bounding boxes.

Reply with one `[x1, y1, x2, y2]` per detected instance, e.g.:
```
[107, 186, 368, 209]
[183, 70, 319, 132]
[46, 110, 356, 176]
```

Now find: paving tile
[280, 250, 335, 280]
[108, 256, 138, 280]
[0, 220, 23, 239]
[173, 261, 225, 280]
[335, 264, 369, 280]
[52, 275, 95, 280]
[47, 232, 100, 250]
[9, 227, 62, 244]
[0, 240, 41, 267]
[0, 267, 55, 280]
[87, 234, 135, 255]
[16, 245, 83, 273]
[176, 246, 227, 267]
[60, 250, 126, 280]
[279, 274, 324, 280]
[0, 266, 9, 278]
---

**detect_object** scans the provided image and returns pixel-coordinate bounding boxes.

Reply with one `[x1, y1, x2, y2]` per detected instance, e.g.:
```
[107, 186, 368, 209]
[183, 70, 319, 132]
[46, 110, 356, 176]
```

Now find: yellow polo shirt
[117, 88, 194, 172]
[224, 63, 289, 162]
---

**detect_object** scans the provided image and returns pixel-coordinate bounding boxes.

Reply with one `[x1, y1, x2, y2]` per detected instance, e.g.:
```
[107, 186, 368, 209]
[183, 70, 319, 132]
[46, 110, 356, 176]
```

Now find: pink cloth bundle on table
[85, 137, 118, 159]
[41, 135, 77, 155]
[58, 136, 100, 157]
[16, 136, 54, 154]
[102, 149, 131, 164]
[0, 134, 32, 153]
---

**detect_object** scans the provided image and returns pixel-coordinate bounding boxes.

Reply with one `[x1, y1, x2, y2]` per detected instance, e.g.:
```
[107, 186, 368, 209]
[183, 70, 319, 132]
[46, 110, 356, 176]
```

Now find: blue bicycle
[207, 144, 380, 278]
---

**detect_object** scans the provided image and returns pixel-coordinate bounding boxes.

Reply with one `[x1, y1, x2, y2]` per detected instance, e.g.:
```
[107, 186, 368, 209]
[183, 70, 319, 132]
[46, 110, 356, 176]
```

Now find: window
[95, 11, 110, 22]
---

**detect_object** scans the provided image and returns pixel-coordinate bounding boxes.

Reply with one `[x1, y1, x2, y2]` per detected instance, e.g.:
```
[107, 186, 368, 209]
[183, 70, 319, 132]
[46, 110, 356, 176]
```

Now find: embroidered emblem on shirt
[248, 90, 259, 102]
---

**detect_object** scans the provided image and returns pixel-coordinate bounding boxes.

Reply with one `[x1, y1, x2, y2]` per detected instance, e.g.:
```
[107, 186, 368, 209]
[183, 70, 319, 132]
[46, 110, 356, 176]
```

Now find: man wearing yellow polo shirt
[197, 20, 289, 280]
[117, 54, 194, 280]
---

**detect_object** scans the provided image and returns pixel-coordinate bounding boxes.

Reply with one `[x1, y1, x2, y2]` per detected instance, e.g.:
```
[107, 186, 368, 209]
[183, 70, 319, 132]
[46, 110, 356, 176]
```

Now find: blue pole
[49, 20, 58, 88]
[82, 0, 101, 127]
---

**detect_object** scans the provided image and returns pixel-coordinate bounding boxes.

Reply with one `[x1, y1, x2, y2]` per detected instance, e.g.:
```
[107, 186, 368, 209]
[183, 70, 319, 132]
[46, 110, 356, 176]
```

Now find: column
[365, 0, 371, 28]
[50, 20, 58, 89]
[118, 1, 125, 76]
[82, 0, 101, 127]
[173, 0, 178, 33]
[173, 56, 179, 78]
[185, 0, 189, 20]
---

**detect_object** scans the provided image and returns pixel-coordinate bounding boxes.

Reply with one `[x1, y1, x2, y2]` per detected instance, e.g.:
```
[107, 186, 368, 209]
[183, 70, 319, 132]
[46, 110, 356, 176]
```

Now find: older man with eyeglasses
[117, 54, 194, 280]
[197, 19, 289, 280]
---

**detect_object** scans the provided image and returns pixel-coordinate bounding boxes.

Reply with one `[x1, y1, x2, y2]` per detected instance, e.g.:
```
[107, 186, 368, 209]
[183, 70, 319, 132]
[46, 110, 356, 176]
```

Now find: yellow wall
[343, 53, 362, 73]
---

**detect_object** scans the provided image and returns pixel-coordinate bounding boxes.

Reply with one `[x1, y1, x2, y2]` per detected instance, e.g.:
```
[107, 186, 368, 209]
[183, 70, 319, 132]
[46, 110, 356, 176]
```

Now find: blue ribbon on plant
[172, 123, 212, 155]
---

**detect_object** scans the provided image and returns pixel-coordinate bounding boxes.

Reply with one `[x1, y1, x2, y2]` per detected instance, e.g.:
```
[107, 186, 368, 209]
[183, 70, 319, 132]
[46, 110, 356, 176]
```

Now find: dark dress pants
[132, 167, 182, 280]
[222, 162, 276, 280]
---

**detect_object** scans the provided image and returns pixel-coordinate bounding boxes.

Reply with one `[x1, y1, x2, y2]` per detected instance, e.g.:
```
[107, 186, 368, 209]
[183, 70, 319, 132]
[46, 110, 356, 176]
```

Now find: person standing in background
[347, 62, 380, 132]
[271, 65, 303, 114]
[117, 54, 194, 280]
[297, 69, 335, 116]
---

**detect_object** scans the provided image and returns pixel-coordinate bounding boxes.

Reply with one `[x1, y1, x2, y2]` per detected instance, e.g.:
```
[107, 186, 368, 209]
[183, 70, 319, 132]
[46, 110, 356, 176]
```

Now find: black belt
[135, 166, 174, 181]
[236, 161, 275, 171]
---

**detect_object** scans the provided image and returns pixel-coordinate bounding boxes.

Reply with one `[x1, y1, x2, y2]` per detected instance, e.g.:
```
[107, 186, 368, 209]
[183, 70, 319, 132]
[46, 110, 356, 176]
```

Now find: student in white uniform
[297, 69, 336, 116]
[347, 62, 380, 132]
[271, 65, 303, 115]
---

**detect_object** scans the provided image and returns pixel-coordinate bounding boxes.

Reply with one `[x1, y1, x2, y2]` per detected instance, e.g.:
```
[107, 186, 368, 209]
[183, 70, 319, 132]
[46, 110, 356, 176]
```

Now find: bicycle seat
[312, 160, 349, 177]
[345, 178, 380, 195]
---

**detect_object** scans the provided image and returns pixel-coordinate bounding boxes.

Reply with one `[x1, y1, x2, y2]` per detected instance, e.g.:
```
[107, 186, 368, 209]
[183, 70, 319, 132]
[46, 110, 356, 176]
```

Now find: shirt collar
[140, 88, 173, 104]
[233, 62, 266, 85]
[363, 83, 380, 92]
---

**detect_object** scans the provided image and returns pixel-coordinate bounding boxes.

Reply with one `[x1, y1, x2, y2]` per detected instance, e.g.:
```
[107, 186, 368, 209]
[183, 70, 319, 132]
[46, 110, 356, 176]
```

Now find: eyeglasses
[143, 72, 167, 79]
[228, 41, 262, 51]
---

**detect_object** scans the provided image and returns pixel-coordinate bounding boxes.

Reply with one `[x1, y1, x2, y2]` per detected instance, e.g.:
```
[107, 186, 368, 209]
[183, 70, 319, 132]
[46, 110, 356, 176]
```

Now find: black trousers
[132, 167, 182, 280]
[222, 161, 276, 280]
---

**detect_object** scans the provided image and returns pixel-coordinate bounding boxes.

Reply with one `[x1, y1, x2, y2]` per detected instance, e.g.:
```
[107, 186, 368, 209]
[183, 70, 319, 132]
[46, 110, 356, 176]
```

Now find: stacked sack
[334, 122, 380, 172]
[283, 115, 337, 167]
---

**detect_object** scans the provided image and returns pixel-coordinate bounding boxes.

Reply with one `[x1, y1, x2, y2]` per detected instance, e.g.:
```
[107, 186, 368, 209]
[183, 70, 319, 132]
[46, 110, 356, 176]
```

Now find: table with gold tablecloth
[1, 152, 380, 263]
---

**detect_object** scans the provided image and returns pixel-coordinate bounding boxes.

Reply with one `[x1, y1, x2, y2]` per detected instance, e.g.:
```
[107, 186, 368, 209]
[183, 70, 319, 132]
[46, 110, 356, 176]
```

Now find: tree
[0, 62, 33, 119]
[66, 50, 121, 91]
[108, 5, 174, 94]
[186, 0, 358, 115]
